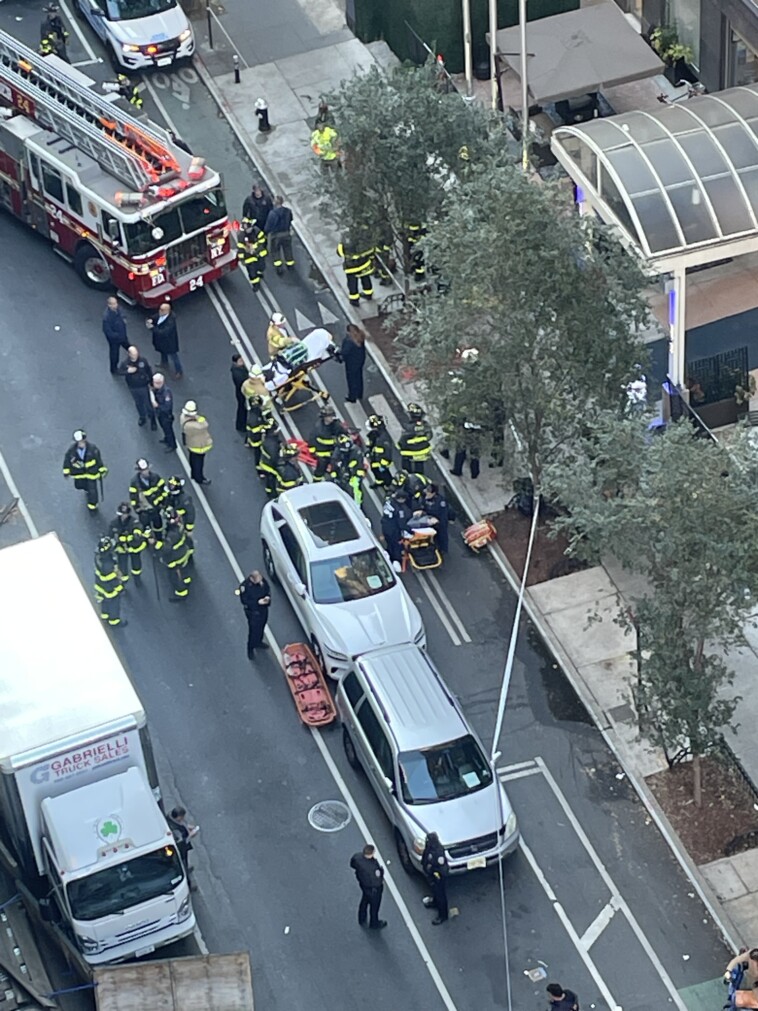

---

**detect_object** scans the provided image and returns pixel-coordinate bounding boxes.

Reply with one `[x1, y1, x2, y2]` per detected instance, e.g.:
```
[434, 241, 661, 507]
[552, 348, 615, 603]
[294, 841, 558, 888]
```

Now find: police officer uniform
[421, 833, 449, 924]
[235, 573, 271, 658]
[422, 485, 450, 553]
[310, 406, 342, 480]
[349, 847, 386, 929]
[62, 430, 107, 512]
[381, 491, 412, 568]
[94, 536, 127, 627]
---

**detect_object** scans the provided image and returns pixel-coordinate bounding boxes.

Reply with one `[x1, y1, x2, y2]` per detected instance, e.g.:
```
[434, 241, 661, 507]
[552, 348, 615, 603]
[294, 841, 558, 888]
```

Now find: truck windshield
[105, 0, 177, 21]
[124, 187, 227, 256]
[67, 846, 184, 921]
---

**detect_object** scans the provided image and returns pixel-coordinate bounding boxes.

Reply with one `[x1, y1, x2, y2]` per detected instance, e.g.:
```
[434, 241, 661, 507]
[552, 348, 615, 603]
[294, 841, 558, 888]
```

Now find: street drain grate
[308, 800, 352, 832]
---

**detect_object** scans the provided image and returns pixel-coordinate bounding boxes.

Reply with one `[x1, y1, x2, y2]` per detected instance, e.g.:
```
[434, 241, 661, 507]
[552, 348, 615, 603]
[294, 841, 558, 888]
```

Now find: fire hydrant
[255, 97, 270, 133]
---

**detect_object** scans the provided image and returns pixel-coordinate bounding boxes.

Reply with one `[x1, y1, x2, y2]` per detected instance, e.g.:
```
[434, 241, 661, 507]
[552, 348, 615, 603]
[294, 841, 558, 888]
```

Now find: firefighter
[154, 506, 193, 601]
[236, 219, 266, 289]
[266, 312, 295, 359]
[336, 237, 374, 304]
[38, 33, 56, 57]
[403, 222, 427, 279]
[373, 220, 394, 286]
[244, 394, 270, 465]
[129, 458, 167, 532]
[258, 415, 282, 498]
[94, 535, 127, 627]
[310, 403, 342, 480]
[62, 429, 107, 513]
[109, 502, 147, 583]
[241, 363, 271, 410]
[365, 414, 394, 490]
[327, 433, 366, 507]
[275, 443, 303, 495]
[166, 475, 196, 534]
[40, 4, 69, 61]
[398, 403, 433, 475]
[391, 468, 429, 507]
[116, 75, 143, 110]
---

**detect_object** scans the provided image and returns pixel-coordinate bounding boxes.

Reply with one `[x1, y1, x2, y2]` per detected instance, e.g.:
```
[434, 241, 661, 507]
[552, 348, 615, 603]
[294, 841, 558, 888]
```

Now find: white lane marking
[193, 925, 209, 955]
[426, 571, 471, 643]
[59, 0, 98, 61]
[294, 308, 316, 332]
[414, 576, 461, 646]
[534, 757, 686, 1010]
[580, 897, 620, 950]
[71, 58, 100, 68]
[498, 767, 542, 783]
[520, 841, 619, 1010]
[141, 75, 181, 133]
[498, 760, 538, 774]
[311, 732, 457, 1011]
[318, 302, 339, 326]
[0, 447, 39, 538]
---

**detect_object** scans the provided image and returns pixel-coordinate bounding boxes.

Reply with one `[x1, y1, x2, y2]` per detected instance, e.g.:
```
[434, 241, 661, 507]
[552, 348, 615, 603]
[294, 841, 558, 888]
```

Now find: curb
[193, 47, 742, 954]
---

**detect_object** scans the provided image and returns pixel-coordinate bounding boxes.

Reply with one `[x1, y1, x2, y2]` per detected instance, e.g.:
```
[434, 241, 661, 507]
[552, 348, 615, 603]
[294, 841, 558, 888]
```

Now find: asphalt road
[0, 5, 734, 1009]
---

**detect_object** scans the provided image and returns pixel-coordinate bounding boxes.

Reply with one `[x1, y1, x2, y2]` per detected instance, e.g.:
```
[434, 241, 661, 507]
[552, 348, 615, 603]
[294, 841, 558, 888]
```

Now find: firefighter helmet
[407, 402, 425, 420]
[248, 394, 264, 409]
[135, 458, 150, 471]
[281, 442, 299, 459]
[97, 535, 114, 553]
[73, 429, 87, 442]
[366, 414, 385, 431]
[337, 433, 352, 451]
[271, 312, 285, 326]
[392, 469, 409, 487]
[167, 476, 185, 494]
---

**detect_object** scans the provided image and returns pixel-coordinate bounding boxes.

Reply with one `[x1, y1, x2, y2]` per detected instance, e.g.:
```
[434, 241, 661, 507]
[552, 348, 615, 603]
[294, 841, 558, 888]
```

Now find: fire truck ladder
[0, 28, 179, 191]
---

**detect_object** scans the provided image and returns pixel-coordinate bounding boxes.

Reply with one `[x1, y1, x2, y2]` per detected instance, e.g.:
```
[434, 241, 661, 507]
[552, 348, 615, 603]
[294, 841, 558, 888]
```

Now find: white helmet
[271, 312, 285, 326]
[135, 458, 149, 471]
[249, 364, 263, 378]
[183, 400, 198, 415]
[72, 429, 86, 442]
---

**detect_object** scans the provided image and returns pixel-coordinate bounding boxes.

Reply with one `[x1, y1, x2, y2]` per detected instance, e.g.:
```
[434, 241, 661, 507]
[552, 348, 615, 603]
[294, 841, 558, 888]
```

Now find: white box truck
[0, 534, 195, 964]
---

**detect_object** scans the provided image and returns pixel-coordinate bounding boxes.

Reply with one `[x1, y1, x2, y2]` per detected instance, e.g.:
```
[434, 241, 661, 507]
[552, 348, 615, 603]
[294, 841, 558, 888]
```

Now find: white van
[337, 644, 519, 874]
[77, 0, 194, 72]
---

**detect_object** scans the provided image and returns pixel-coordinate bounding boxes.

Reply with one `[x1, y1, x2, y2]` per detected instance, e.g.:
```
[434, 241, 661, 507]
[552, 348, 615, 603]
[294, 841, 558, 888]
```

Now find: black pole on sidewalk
[233, 54, 240, 85]
[206, 0, 213, 49]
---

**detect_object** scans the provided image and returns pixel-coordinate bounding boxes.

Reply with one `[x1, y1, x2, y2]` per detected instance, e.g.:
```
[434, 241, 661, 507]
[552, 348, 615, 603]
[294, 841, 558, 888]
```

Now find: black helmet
[282, 443, 299, 459]
[367, 414, 385, 431]
[263, 415, 278, 432]
[116, 501, 131, 516]
[249, 394, 264, 408]
[407, 402, 424, 420]
[97, 535, 113, 553]
[392, 469, 409, 488]
[337, 433, 352, 451]
[167, 476, 185, 494]
[320, 402, 336, 419]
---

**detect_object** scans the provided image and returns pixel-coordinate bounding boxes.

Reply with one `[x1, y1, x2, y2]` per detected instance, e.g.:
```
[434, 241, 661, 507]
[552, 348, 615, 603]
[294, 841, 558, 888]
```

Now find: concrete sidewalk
[190, 16, 758, 954]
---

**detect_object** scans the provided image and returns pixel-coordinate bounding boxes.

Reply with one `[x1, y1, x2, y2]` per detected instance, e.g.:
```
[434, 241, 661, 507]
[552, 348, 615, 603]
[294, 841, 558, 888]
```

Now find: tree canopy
[395, 163, 650, 492]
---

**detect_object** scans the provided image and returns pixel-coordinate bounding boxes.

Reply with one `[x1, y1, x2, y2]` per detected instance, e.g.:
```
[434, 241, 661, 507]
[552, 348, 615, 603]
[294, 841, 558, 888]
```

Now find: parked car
[337, 643, 519, 874]
[260, 483, 426, 677]
[77, 0, 194, 72]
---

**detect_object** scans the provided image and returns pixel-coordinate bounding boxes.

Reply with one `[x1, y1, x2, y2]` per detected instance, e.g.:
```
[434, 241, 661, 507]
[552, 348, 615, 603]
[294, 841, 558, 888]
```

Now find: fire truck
[0, 29, 236, 306]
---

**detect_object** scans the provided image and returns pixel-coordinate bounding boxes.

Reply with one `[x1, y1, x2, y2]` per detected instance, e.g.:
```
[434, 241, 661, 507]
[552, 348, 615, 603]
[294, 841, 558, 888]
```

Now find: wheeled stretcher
[263, 328, 339, 413]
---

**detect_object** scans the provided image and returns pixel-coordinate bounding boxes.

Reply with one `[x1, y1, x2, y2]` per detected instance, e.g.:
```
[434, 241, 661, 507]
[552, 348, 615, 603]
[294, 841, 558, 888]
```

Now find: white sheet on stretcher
[264, 328, 336, 392]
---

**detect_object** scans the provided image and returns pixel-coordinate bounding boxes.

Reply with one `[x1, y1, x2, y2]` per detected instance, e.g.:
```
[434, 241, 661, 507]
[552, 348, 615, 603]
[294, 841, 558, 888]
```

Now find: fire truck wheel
[73, 244, 112, 290]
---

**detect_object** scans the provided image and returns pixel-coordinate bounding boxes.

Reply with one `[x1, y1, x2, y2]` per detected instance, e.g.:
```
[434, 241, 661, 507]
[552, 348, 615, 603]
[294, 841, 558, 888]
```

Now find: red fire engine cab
[0, 29, 236, 307]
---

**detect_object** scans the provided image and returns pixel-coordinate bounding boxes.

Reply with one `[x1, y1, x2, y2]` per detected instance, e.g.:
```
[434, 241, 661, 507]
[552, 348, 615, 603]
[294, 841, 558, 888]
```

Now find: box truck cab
[0, 535, 195, 964]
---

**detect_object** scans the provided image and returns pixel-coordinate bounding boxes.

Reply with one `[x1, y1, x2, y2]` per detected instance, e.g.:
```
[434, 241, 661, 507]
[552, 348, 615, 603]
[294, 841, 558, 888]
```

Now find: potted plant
[650, 25, 696, 84]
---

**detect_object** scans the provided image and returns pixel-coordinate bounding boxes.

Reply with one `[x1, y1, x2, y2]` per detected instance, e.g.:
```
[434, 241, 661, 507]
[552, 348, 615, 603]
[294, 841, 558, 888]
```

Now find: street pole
[462, 0, 473, 99]
[489, 0, 498, 110]
[519, 0, 529, 171]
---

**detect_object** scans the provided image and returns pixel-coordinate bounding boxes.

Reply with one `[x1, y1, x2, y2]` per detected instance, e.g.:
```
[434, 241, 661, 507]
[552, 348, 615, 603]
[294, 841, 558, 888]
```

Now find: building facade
[614, 0, 758, 91]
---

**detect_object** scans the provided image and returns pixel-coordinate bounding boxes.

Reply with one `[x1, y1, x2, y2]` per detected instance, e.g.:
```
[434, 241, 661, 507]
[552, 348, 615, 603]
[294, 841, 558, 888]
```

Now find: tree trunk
[692, 752, 702, 807]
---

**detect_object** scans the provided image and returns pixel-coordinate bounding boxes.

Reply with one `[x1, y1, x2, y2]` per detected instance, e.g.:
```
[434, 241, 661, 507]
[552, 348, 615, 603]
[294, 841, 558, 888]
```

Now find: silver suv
[337, 644, 519, 874]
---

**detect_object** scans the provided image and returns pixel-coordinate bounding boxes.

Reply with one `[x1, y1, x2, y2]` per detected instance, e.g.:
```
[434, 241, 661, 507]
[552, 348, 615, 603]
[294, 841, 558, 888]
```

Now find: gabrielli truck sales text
[32, 738, 132, 784]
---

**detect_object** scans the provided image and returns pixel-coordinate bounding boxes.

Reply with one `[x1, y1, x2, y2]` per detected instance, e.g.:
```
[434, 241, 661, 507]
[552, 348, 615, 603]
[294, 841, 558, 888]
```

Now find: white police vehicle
[77, 0, 194, 72]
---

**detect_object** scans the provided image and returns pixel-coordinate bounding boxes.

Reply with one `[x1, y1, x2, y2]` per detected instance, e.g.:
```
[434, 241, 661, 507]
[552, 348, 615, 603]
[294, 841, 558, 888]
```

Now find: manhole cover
[308, 800, 351, 832]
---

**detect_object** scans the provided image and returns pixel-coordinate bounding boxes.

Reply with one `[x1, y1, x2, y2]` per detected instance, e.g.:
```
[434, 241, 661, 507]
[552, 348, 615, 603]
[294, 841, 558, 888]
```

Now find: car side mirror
[288, 574, 306, 597]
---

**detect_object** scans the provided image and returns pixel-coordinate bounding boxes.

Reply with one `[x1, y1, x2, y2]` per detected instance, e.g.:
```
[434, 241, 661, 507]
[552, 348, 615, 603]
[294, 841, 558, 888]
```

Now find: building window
[40, 162, 64, 203]
[727, 26, 758, 87]
[66, 183, 82, 216]
[666, 0, 701, 69]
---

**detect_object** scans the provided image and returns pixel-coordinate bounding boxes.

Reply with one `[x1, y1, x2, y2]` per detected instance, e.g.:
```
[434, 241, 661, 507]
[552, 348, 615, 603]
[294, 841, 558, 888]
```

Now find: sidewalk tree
[395, 162, 649, 493]
[320, 61, 514, 275]
[547, 416, 758, 804]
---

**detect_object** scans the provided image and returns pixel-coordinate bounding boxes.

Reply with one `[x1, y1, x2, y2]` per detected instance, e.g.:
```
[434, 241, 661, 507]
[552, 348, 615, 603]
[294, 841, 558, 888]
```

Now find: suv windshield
[67, 846, 184, 920]
[310, 548, 395, 604]
[124, 187, 227, 257]
[399, 735, 493, 804]
[105, 0, 176, 21]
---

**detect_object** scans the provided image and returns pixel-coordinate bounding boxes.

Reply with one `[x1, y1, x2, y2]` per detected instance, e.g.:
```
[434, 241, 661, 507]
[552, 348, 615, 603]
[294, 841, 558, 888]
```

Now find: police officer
[235, 570, 271, 660]
[62, 430, 107, 513]
[365, 415, 394, 490]
[421, 832, 449, 925]
[150, 373, 176, 452]
[422, 483, 450, 554]
[129, 458, 167, 532]
[381, 489, 412, 572]
[258, 416, 282, 498]
[94, 535, 127, 627]
[275, 443, 303, 495]
[236, 219, 267, 289]
[310, 404, 342, 480]
[245, 394, 269, 465]
[166, 476, 196, 534]
[349, 844, 386, 930]
[109, 502, 147, 583]
[398, 403, 432, 475]
[327, 434, 366, 507]
[154, 506, 193, 601]
[337, 237, 374, 304]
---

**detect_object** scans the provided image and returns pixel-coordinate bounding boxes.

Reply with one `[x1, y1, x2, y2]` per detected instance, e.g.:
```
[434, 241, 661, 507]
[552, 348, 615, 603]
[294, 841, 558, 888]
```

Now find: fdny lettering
[51, 737, 130, 777]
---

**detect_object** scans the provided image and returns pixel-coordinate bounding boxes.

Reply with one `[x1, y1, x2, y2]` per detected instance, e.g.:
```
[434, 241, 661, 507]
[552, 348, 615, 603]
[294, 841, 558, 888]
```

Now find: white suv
[260, 484, 426, 677]
[78, 0, 194, 72]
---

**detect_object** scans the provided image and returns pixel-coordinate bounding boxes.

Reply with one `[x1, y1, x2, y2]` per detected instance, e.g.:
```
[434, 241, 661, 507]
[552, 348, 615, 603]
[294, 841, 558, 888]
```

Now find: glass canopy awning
[551, 84, 758, 271]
